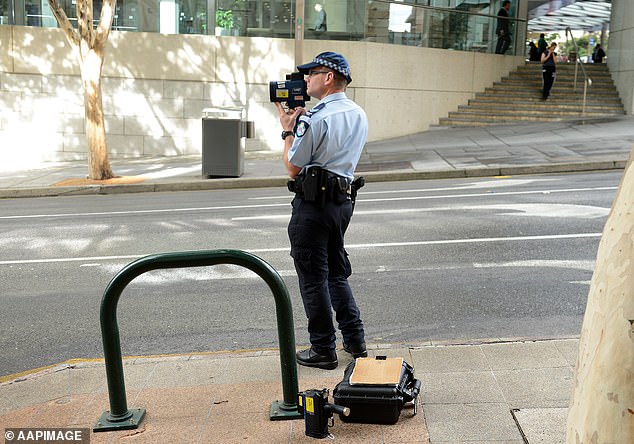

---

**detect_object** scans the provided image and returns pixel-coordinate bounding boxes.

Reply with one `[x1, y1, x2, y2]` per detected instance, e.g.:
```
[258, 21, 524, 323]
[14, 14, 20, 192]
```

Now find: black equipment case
[332, 356, 422, 424]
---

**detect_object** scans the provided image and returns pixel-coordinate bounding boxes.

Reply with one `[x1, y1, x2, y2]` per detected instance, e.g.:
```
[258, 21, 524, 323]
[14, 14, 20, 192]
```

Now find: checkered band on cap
[298, 51, 353, 83]
[313, 55, 351, 79]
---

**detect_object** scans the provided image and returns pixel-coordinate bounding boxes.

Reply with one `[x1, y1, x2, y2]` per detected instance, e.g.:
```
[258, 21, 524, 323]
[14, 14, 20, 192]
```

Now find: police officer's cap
[297, 51, 353, 84]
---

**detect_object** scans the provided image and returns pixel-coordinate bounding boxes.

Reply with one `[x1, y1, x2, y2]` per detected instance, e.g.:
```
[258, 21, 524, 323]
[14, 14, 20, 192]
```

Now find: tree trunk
[81, 49, 113, 180]
[48, 0, 115, 180]
[566, 153, 634, 442]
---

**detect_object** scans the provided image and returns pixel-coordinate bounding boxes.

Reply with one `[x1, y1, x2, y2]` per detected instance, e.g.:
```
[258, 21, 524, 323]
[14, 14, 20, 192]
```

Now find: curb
[0, 160, 626, 200]
[0, 336, 580, 385]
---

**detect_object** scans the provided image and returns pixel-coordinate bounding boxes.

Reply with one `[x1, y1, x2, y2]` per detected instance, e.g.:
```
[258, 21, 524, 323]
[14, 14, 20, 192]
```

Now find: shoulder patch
[295, 120, 309, 138]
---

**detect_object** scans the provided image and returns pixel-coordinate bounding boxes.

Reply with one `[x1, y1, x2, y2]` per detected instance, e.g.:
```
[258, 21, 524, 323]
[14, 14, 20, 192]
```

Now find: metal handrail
[93, 249, 302, 432]
[565, 26, 592, 114]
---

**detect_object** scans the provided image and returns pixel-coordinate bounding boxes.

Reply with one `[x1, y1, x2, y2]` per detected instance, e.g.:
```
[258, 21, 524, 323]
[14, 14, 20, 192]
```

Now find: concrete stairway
[438, 62, 625, 126]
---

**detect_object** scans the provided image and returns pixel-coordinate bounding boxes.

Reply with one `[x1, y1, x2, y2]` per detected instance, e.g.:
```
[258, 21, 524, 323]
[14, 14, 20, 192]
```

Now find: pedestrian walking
[528, 41, 539, 62]
[541, 41, 557, 99]
[274, 51, 368, 370]
[495, 0, 512, 54]
[592, 44, 606, 63]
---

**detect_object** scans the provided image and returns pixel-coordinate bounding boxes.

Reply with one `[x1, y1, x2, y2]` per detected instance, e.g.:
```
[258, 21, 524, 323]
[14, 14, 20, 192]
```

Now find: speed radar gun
[269, 72, 310, 109]
[297, 388, 350, 439]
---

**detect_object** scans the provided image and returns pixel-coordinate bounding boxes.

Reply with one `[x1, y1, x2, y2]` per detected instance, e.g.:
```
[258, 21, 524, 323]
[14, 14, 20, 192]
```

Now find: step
[504, 78, 614, 86]
[499, 72, 614, 84]
[455, 109, 626, 119]
[483, 87, 618, 96]
[446, 110, 623, 121]
[502, 75, 615, 84]
[436, 114, 617, 126]
[479, 87, 620, 95]
[477, 87, 619, 96]
[437, 115, 611, 126]
[510, 69, 612, 77]
[519, 63, 610, 71]
[513, 71, 608, 80]
[461, 103, 624, 113]
[488, 82, 617, 90]
[470, 95, 623, 105]
[437, 62, 626, 126]
[479, 86, 619, 94]
[514, 65, 611, 72]
[516, 67, 611, 75]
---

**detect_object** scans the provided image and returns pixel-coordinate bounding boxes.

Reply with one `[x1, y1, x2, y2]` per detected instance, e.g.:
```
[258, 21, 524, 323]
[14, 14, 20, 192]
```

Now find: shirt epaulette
[307, 102, 326, 117]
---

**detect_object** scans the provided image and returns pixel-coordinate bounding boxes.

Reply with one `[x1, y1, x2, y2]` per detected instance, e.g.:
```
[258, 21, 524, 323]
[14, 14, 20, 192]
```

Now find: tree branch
[47, 0, 79, 46]
[76, 0, 94, 48]
[95, 0, 116, 50]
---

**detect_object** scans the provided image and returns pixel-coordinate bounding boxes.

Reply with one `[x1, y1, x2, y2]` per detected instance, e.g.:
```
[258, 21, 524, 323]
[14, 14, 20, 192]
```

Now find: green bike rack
[93, 249, 301, 432]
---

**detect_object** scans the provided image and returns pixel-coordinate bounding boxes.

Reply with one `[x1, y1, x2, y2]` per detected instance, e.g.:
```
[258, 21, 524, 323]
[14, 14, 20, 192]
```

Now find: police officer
[275, 51, 368, 370]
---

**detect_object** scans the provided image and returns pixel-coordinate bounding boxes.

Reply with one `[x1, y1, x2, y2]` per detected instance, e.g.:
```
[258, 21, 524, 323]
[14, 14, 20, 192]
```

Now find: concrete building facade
[0, 0, 631, 165]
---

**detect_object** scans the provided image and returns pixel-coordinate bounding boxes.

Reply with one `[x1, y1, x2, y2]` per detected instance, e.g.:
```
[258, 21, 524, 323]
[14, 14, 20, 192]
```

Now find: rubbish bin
[201, 106, 251, 178]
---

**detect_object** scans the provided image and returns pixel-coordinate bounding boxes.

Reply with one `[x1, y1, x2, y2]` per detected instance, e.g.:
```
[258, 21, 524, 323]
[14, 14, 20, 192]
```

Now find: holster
[350, 176, 365, 204]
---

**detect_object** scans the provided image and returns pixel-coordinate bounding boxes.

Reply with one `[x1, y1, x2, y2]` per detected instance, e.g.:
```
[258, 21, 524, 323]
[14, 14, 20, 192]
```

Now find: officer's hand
[275, 102, 304, 132]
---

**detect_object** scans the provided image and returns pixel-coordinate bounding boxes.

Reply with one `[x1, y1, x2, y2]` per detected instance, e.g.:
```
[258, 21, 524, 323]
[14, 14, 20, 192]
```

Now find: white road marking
[233, 203, 610, 221]
[359, 187, 616, 204]
[473, 259, 595, 271]
[0, 233, 601, 266]
[0, 186, 616, 220]
[344, 232, 601, 249]
[0, 203, 289, 220]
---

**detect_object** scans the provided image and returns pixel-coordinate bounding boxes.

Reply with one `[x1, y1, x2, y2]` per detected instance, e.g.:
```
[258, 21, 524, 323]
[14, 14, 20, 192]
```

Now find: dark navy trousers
[288, 196, 365, 353]
[542, 65, 556, 98]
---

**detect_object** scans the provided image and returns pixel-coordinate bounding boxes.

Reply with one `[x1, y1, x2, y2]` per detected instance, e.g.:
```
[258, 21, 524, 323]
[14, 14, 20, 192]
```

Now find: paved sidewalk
[0, 339, 579, 443]
[1, 117, 631, 442]
[0, 116, 632, 199]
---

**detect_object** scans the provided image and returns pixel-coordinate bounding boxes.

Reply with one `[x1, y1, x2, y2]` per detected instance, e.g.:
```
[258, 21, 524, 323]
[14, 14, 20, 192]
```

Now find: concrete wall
[609, 0, 634, 115]
[0, 26, 523, 163]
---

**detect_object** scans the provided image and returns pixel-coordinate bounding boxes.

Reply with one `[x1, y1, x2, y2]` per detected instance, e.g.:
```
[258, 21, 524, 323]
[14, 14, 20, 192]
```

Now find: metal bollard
[94, 249, 301, 432]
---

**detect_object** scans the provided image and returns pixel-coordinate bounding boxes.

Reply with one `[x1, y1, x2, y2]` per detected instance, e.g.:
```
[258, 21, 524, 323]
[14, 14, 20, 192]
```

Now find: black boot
[296, 347, 338, 370]
[343, 342, 368, 358]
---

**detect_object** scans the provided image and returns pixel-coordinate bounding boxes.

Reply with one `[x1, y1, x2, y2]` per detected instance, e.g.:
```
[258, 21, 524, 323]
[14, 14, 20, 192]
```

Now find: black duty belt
[287, 167, 364, 207]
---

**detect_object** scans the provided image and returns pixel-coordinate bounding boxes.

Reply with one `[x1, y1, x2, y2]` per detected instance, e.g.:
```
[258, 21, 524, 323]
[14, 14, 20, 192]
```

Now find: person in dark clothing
[592, 44, 606, 63]
[495, 1, 512, 54]
[528, 41, 540, 61]
[541, 42, 557, 99]
[537, 33, 548, 58]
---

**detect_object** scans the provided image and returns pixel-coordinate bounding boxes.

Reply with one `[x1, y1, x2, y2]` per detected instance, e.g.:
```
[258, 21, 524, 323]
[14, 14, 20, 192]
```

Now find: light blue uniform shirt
[287, 92, 368, 180]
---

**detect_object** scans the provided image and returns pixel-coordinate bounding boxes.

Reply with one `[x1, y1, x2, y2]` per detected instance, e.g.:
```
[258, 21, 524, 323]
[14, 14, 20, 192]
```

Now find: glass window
[25, 0, 42, 26]
[1, 0, 8, 24]
[234, 0, 295, 38]
[178, 0, 208, 34]
[2, 0, 522, 55]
